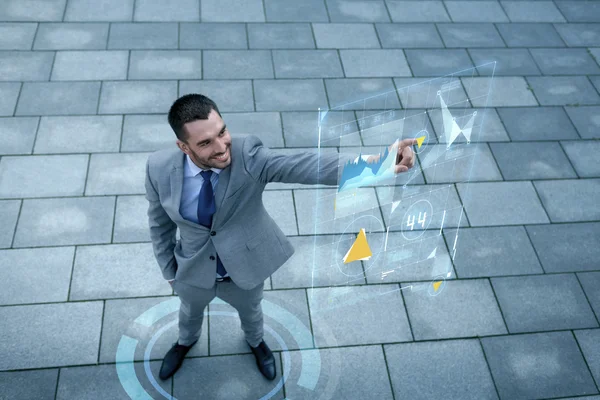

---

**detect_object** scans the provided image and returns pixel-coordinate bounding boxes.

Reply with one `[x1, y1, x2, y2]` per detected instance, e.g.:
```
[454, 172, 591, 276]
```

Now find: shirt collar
[184, 154, 222, 177]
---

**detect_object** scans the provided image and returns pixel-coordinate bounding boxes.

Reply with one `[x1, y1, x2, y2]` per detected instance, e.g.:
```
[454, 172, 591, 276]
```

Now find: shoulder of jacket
[147, 147, 181, 169]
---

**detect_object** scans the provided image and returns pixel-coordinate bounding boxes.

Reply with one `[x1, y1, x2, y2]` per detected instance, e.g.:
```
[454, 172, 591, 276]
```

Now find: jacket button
[210, 231, 216, 236]
[209, 255, 215, 260]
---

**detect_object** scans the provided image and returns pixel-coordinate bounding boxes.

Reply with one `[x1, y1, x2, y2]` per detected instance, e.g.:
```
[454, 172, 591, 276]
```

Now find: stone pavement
[0, 0, 600, 399]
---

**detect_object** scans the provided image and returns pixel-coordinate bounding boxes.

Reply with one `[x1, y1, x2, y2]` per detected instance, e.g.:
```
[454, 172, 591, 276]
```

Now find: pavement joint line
[574, 274, 600, 327]
[381, 344, 397, 400]
[477, 337, 503, 399]
[486, 277, 511, 334]
[570, 329, 600, 394]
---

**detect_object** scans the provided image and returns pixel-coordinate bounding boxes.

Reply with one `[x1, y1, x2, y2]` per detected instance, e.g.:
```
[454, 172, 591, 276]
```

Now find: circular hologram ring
[413, 129, 429, 154]
[115, 298, 322, 400]
[335, 214, 385, 277]
[428, 275, 447, 297]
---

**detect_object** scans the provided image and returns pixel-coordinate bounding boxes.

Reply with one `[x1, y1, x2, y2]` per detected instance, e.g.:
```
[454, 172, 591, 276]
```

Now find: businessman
[145, 94, 417, 381]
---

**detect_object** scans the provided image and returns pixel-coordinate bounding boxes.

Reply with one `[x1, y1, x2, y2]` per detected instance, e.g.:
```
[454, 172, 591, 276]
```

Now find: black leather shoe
[159, 340, 198, 380]
[249, 340, 276, 380]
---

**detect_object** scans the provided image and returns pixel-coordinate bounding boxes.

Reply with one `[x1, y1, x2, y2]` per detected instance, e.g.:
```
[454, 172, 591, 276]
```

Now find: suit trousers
[173, 279, 264, 348]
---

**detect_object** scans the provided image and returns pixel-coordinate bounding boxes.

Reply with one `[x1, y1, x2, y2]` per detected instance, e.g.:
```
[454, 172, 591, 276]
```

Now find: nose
[215, 138, 228, 154]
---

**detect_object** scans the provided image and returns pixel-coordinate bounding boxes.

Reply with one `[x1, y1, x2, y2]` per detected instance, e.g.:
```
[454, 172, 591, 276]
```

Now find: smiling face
[176, 109, 232, 170]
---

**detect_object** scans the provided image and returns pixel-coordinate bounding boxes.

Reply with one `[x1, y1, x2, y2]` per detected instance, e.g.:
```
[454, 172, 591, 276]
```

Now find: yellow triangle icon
[342, 228, 372, 264]
[432, 281, 442, 292]
[416, 136, 426, 149]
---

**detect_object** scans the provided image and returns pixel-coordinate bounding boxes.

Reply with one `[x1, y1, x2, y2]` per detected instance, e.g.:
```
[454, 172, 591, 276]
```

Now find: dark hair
[167, 94, 221, 142]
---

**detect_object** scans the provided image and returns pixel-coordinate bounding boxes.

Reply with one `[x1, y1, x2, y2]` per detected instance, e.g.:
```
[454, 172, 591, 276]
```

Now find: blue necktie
[197, 170, 227, 277]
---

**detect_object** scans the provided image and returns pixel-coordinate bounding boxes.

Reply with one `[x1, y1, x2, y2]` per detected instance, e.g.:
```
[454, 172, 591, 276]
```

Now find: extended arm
[242, 135, 356, 186]
[145, 159, 178, 281]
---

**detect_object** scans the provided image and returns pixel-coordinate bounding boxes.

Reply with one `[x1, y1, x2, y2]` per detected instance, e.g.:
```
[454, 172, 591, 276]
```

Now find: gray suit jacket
[145, 134, 356, 290]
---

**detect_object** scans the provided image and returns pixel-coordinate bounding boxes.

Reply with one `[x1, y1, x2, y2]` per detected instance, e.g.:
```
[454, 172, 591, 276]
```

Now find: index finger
[398, 138, 418, 150]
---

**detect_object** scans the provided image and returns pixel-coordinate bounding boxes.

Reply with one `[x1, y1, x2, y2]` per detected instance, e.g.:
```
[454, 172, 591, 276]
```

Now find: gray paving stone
[16, 81, 100, 116]
[264, 0, 329, 22]
[326, 78, 401, 110]
[273, 50, 343, 78]
[35, 115, 122, 154]
[591, 75, 600, 93]
[64, 0, 134, 21]
[326, 0, 390, 22]
[449, 226, 543, 278]
[378, 183, 467, 231]
[34, 23, 108, 50]
[470, 48, 541, 76]
[438, 23, 505, 48]
[0, 369, 58, 400]
[387, 1, 450, 22]
[403, 279, 507, 339]
[173, 354, 283, 399]
[134, 0, 199, 21]
[497, 106, 579, 140]
[248, 23, 314, 49]
[203, 50, 273, 79]
[501, 1, 566, 22]
[98, 81, 176, 114]
[556, 1, 600, 22]
[496, 23, 566, 47]
[262, 190, 297, 235]
[0, 199, 19, 248]
[271, 235, 366, 289]
[385, 339, 498, 400]
[565, 106, 600, 139]
[129, 50, 202, 79]
[527, 222, 600, 273]
[0, 247, 74, 305]
[180, 23, 247, 49]
[493, 274, 598, 333]
[0, 23, 37, 49]
[376, 23, 443, 48]
[0, 154, 88, 198]
[462, 77, 538, 107]
[0, 0, 66, 21]
[481, 331, 598, 399]
[86, 152, 149, 195]
[201, 0, 265, 22]
[51, 50, 128, 81]
[341, 49, 411, 77]
[577, 273, 600, 322]
[13, 196, 115, 247]
[282, 111, 361, 147]
[535, 179, 600, 223]
[71, 243, 170, 300]
[179, 80, 254, 112]
[284, 346, 395, 399]
[209, 289, 310, 355]
[395, 77, 470, 109]
[0, 301, 102, 370]
[56, 361, 171, 400]
[294, 187, 381, 235]
[313, 23, 381, 49]
[429, 107, 509, 142]
[0, 117, 38, 155]
[405, 49, 475, 77]
[562, 140, 600, 177]
[108, 23, 178, 49]
[121, 114, 176, 152]
[0, 51, 54, 81]
[113, 195, 150, 243]
[0, 83, 20, 116]
[457, 181, 550, 226]
[358, 109, 433, 145]
[423, 143, 502, 183]
[308, 284, 413, 346]
[100, 296, 208, 364]
[446, 1, 509, 22]
[555, 23, 600, 46]
[254, 79, 328, 111]
[490, 141, 577, 180]
[575, 329, 600, 389]
[361, 229, 452, 283]
[530, 48, 600, 75]
[221, 112, 283, 147]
